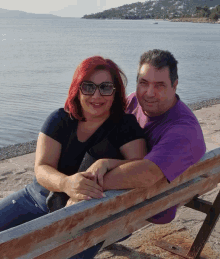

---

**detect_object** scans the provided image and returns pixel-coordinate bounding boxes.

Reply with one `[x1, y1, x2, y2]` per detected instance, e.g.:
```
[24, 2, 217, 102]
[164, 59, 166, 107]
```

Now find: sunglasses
[80, 81, 116, 96]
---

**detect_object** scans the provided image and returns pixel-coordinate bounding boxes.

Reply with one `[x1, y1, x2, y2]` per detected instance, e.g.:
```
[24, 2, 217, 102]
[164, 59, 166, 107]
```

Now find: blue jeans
[0, 187, 47, 232]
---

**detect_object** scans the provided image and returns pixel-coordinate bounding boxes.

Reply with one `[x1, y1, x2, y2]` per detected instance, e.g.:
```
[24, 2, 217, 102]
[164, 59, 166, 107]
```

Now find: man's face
[136, 63, 178, 117]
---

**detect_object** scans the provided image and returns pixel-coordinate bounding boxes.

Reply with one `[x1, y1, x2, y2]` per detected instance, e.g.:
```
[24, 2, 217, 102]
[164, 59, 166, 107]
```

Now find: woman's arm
[35, 132, 103, 199]
[35, 132, 64, 192]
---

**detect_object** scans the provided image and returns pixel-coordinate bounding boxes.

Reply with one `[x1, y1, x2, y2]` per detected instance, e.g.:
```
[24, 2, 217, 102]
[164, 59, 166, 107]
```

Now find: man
[103, 49, 206, 224]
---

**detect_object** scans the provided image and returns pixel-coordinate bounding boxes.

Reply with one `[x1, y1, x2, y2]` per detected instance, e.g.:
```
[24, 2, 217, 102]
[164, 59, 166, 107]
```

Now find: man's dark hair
[137, 49, 178, 87]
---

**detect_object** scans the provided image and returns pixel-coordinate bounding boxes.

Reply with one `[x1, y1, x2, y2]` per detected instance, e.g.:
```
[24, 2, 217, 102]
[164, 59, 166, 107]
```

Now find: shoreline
[0, 140, 37, 161]
[170, 17, 220, 24]
[1, 96, 220, 161]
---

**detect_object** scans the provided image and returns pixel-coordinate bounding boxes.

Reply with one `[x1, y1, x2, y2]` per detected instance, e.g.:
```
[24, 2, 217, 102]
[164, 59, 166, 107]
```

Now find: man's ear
[173, 79, 178, 91]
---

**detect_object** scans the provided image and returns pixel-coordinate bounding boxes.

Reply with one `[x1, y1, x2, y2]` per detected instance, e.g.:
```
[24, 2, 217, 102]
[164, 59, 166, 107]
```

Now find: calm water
[0, 18, 220, 147]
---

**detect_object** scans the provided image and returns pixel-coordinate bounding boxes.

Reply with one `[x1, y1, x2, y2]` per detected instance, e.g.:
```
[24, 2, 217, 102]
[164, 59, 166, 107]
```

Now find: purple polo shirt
[126, 92, 206, 224]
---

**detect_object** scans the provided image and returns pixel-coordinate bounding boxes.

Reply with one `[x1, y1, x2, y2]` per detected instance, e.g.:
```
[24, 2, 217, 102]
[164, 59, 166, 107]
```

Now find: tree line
[83, 4, 220, 21]
[195, 5, 220, 21]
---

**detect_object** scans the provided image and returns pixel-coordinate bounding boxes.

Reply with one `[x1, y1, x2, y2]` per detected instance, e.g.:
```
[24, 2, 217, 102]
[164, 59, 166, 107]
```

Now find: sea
[0, 18, 220, 148]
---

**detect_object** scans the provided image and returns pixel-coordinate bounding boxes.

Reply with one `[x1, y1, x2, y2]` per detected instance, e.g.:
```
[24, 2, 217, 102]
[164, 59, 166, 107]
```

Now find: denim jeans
[0, 187, 47, 232]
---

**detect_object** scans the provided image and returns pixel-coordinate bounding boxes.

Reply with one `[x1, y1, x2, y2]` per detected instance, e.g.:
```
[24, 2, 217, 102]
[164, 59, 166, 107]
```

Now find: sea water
[0, 18, 220, 147]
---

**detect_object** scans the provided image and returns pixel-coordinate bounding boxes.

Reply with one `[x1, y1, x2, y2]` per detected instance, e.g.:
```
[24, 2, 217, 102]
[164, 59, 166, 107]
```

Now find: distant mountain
[82, 0, 220, 20]
[49, 0, 104, 18]
[0, 8, 60, 19]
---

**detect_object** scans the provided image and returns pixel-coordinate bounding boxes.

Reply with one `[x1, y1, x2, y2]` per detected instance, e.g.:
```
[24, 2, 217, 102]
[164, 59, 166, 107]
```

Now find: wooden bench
[0, 147, 220, 259]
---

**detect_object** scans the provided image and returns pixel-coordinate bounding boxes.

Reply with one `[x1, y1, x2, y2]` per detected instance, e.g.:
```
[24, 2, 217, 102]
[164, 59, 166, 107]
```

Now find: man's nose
[146, 84, 155, 97]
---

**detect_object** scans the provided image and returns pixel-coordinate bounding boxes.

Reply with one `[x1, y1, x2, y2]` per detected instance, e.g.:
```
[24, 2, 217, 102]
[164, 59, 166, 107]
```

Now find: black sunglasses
[80, 81, 116, 96]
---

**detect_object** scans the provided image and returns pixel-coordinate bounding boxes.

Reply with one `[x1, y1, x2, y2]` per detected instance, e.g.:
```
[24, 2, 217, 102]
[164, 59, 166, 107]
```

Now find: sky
[0, 0, 148, 17]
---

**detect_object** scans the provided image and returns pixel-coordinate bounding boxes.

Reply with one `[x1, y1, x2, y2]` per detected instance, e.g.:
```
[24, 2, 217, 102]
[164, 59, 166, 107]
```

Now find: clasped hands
[64, 159, 109, 207]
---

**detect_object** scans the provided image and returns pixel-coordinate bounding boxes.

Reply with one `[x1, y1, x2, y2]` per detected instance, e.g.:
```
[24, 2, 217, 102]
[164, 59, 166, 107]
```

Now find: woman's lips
[90, 102, 104, 108]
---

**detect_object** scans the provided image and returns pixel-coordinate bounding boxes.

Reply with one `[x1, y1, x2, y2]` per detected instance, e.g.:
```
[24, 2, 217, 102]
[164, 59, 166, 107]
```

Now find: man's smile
[144, 99, 158, 104]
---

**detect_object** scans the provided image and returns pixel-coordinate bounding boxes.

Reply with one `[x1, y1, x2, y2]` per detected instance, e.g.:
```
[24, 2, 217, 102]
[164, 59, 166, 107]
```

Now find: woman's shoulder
[49, 108, 68, 119]
[41, 108, 77, 137]
[46, 108, 76, 124]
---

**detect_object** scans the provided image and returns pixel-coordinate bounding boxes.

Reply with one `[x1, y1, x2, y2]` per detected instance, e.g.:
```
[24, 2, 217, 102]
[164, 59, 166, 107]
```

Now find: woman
[0, 56, 146, 239]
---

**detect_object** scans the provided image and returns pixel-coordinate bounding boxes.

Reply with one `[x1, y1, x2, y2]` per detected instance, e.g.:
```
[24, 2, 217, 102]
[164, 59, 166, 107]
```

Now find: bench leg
[155, 190, 220, 259]
[186, 190, 220, 258]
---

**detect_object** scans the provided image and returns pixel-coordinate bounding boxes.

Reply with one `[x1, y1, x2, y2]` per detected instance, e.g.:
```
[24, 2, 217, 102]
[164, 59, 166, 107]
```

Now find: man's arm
[103, 159, 166, 191]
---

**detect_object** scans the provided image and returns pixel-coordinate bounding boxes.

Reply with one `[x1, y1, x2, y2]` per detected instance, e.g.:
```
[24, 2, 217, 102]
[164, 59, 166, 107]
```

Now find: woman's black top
[26, 108, 145, 212]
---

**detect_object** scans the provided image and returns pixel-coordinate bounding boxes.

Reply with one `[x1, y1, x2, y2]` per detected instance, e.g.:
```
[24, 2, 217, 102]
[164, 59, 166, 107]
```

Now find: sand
[0, 104, 220, 258]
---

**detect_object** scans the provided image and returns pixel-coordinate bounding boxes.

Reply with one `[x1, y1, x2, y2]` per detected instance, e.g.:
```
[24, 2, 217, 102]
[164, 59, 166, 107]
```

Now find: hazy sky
[0, 0, 148, 17]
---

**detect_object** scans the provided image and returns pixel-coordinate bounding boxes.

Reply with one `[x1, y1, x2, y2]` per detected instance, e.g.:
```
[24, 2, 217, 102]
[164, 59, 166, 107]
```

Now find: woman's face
[78, 70, 115, 120]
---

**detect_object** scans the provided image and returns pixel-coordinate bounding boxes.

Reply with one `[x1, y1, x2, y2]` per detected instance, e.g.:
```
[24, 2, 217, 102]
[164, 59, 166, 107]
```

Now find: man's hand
[86, 159, 109, 188]
[61, 172, 105, 202]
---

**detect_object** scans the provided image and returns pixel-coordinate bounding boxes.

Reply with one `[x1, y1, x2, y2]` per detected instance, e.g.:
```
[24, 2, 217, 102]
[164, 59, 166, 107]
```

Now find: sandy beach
[0, 103, 220, 258]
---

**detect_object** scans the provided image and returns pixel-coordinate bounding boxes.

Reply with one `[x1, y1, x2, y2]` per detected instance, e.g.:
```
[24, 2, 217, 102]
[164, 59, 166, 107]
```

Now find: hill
[0, 8, 60, 19]
[82, 0, 220, 20]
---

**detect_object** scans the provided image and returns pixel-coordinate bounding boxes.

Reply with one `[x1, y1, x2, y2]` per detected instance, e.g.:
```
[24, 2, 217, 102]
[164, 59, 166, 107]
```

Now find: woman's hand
[61, 172, 104, 202]
[65, 197, 86, 207]
[86, 159, 109, 188]
[64, 160, 109, 207]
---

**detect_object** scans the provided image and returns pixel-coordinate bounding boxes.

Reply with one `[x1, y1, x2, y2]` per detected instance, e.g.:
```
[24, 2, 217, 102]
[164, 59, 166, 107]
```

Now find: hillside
[0, 8, 60, 19]
[82, 0, 220, 20]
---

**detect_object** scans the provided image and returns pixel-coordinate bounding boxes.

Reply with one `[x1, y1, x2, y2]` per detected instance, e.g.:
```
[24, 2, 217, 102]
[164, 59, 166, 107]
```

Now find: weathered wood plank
[0, 147, 220, 258]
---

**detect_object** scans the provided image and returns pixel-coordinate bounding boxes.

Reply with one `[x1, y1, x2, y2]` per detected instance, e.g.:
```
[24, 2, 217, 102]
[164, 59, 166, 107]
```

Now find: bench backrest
[0, 148, 220, 259]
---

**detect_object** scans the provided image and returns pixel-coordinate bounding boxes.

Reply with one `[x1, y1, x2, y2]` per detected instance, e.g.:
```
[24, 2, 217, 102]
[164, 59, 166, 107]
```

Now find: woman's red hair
[64, 56, 127, 121]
